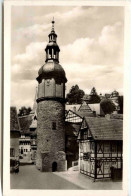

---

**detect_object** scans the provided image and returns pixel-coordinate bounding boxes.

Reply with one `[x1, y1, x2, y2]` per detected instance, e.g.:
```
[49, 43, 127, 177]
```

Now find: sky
[11, 6, 124, 110]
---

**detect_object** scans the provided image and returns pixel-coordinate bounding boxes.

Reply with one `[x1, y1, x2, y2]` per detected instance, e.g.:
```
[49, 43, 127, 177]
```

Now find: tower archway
[52, 162, 57, 172]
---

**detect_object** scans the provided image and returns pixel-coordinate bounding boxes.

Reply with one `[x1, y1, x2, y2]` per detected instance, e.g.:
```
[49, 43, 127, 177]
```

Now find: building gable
[78, 118, 93, 140]
[65, 110, 83, 123]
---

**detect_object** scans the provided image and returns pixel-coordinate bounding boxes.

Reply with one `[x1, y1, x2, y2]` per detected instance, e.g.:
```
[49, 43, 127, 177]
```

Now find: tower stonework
[36, 19, 67, 172]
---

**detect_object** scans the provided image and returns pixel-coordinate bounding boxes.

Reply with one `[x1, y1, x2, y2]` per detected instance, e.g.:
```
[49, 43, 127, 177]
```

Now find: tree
[89, 87, 101, 103]
[66, 85, 85, 104]
[83, 87, 101, 104]
[18, 106, 32, 116]
[100, 99, 116, 114]
[118, 96, 123, 114]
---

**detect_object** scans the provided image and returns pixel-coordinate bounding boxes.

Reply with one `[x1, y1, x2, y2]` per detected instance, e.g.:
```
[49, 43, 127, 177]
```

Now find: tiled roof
[78, 102, 105, 116]
[19, 114, 33, 134]
[10, 107, 20, 131]
[85, 117, 123, 140]
[79, 102, 93, 113]
[75, 111, 95, 118]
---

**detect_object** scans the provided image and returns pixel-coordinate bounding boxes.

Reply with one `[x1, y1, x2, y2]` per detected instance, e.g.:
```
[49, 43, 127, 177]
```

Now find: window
[83, 152, 90, 161]
[52, 122, 56, 130]
[46, 79, 50, 86]
[10, 148, 15, 157]
[83, 131, 88, 140]
[104, 142, 110, 153]
[21, 148, 23, 154]
[33, 140, 36, 145]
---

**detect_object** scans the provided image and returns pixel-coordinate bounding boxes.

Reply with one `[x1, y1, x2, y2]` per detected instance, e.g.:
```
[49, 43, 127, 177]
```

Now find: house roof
[78, 102, 105, 116]
[10, 107, 20, 131]
[84, 117, 123, 140]
[19, 114, 33, 134]
[75, 111, 95, 118]
[78, 101, 93, 113]
[65, 109, 96, 123]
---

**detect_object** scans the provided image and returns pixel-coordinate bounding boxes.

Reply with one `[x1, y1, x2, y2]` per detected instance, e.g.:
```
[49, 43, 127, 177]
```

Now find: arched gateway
[52, 162, 57, 172]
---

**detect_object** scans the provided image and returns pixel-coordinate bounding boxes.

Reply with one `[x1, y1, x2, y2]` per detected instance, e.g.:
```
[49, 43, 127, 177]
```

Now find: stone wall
[36, 100, 67, 172]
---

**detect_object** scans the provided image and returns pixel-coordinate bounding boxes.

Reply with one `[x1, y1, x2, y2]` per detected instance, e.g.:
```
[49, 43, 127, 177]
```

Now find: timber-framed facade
[78, 117, 123, 180]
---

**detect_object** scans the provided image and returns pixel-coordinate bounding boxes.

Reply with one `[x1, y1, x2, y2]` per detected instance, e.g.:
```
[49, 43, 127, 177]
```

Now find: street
[11, 165, 122, 190]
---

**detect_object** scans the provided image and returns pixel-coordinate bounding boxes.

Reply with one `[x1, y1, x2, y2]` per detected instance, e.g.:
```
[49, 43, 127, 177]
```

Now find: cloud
[12, 22, 124, 85]
[16, 23, 50, 40]
[11, 6, 124, 56]
[11, 80, 37, 109]
[33, 7, 84, 24]
[12, 41, 47, 81]
[61, 22, 123, 66]
[64, 62, 123, 94]
[11, 6, 124, 109]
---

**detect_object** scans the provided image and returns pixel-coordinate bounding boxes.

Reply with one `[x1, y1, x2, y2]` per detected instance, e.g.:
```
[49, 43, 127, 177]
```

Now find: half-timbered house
[65, 108, 96, 169]
[78, 116, 123, 180]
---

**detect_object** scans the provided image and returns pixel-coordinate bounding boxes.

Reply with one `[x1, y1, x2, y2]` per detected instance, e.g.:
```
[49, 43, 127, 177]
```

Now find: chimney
[73, 106, 76, 112]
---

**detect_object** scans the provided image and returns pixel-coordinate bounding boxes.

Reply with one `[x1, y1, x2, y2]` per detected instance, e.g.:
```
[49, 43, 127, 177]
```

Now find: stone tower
[36, 19, 67, 172]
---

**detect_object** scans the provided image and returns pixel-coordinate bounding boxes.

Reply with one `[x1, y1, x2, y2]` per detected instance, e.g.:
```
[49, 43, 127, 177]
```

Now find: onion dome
[38, 61, 67, 83]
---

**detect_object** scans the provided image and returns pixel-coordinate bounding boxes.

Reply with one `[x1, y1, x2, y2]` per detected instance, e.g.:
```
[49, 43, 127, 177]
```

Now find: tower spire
[51, 17, 55, 32]
[45, 19, 60, 63]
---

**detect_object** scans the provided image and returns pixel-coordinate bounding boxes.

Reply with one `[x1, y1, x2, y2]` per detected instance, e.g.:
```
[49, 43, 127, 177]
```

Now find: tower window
[52, 122, 56, 130]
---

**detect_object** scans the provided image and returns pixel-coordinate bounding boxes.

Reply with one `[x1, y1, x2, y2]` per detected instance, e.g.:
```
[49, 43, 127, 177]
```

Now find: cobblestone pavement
[10, 165, 122, 190]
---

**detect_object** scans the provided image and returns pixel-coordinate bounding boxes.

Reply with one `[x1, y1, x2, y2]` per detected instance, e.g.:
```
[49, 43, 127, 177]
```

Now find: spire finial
[51, 17, 55, 31]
